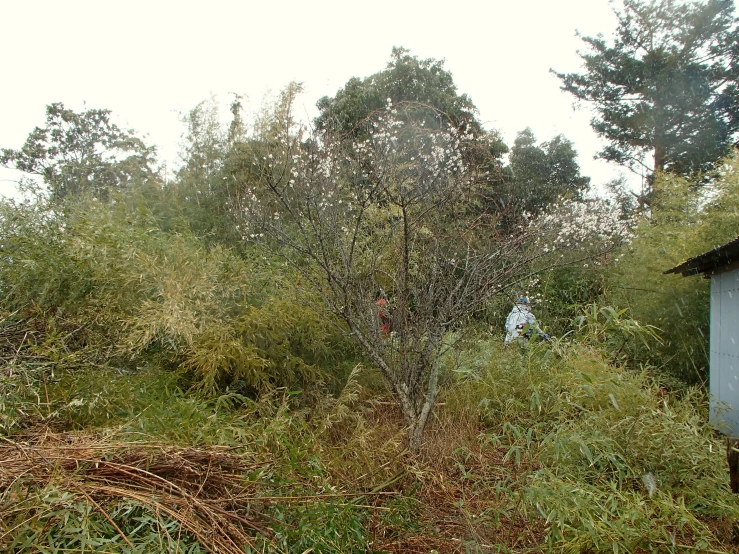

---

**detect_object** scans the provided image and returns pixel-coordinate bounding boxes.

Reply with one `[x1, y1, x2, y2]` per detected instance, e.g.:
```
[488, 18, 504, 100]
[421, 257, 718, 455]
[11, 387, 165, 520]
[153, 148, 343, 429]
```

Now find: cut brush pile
[0, 430, 274, 553]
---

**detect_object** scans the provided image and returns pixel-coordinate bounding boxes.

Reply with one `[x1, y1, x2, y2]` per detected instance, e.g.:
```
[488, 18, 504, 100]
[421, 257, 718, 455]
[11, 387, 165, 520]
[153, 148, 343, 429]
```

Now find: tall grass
[3, 319, 738, 552]
[448, 334, 739, 552]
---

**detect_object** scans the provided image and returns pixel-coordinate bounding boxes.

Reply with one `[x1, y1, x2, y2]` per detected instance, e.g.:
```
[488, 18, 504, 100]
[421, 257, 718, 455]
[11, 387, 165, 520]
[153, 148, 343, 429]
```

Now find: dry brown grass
[0, 428, 275, 553]
[346, 396, 549, 553]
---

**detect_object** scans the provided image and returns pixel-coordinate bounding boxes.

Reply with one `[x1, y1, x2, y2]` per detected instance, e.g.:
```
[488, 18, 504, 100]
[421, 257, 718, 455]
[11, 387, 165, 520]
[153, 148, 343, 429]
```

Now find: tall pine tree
[553, 0, 739, 181]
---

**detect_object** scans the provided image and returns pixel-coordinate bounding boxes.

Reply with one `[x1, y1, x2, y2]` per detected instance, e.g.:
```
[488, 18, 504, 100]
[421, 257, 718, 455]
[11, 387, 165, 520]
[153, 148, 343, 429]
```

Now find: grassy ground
[2, 333, 738, 553]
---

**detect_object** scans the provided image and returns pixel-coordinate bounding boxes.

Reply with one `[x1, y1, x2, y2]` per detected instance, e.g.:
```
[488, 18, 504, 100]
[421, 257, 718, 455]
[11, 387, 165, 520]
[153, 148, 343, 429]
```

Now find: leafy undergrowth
[366, 337, 739, 553]
[2, 333, 739, 552]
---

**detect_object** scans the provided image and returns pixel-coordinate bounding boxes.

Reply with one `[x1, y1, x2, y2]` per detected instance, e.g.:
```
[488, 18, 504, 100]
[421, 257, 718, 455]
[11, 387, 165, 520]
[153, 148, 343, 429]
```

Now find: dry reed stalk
[0, 433, 273, 553]
[1, 430, 405, 552]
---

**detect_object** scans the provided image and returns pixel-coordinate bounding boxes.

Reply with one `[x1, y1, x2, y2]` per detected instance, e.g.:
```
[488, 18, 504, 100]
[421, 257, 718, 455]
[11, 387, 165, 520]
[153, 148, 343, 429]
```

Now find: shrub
[454, 336, 739, 551]
[0, 192, 355, 397]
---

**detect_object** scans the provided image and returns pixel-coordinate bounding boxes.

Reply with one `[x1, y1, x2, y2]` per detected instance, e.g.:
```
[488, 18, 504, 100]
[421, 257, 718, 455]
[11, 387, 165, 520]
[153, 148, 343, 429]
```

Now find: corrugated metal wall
[710, 269, 739, 437]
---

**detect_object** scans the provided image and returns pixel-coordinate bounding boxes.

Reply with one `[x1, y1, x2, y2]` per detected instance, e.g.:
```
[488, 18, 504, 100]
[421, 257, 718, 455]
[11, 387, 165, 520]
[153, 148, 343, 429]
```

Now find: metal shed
[666, 236, 739, 437]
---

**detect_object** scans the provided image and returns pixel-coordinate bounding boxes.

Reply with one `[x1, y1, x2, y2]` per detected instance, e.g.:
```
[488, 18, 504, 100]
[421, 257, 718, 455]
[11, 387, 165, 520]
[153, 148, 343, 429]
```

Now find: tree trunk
[408, 419, 425, 453]
[654, 143, 665, 175]
[407, 360, 441, 454]
[407, 397, 437, 453]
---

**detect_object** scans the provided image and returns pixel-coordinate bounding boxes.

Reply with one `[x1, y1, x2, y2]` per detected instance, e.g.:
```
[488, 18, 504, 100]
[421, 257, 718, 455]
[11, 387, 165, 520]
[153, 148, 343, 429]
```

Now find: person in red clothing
[376, 296, 391, 336]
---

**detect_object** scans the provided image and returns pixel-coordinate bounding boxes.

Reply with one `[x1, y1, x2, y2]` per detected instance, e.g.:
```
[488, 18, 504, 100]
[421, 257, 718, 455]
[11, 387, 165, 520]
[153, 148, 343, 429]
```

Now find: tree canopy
[1, 103, 158, 202]
[553, 0, 739, 179]
[315, 47, 485, 137]
[508, 128, 591, 214]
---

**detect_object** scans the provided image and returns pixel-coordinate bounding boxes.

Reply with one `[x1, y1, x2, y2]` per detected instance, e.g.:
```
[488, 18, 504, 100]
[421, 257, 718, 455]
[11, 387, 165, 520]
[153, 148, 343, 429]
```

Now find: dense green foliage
[607, 154, 739, 384]
[0, 191, 354, 400]
[316, 46, 483, 136]
[456, 338, 737, 552]
[315, 49, 594, 226]
[508, 127, 591, 215]
[0, 103, 158, 202]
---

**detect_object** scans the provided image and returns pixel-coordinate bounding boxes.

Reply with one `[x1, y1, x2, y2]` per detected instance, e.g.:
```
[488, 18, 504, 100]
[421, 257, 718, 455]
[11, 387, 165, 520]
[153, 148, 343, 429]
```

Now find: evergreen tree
[508, 128, 590, 215]
[316, 47, 484, 136]
[553, 0, 739, 181]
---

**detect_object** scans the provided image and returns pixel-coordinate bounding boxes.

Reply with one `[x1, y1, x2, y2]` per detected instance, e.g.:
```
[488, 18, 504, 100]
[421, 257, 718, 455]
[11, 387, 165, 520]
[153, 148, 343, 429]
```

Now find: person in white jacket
[504, 297, 548, 344]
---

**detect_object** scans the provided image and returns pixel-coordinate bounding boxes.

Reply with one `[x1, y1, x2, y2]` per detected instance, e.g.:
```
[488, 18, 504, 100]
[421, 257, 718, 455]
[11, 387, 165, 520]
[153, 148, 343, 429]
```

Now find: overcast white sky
[0, 0, 671, 198]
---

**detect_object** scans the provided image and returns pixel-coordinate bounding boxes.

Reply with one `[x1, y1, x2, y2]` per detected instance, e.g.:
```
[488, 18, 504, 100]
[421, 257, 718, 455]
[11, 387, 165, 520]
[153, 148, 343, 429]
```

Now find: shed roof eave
[664, 235, 739, 277]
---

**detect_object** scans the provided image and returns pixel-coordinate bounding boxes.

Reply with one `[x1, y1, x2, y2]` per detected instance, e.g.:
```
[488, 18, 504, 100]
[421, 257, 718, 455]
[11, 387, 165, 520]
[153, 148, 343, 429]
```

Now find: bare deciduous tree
[240, 101, 628, 452]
